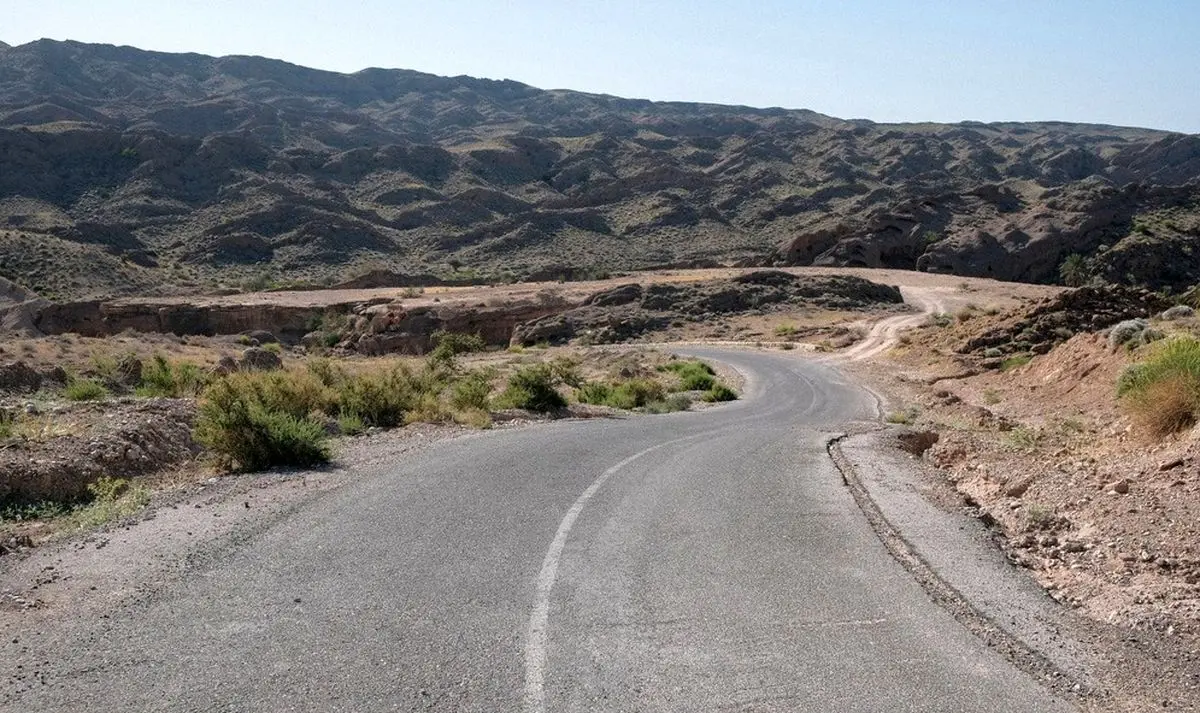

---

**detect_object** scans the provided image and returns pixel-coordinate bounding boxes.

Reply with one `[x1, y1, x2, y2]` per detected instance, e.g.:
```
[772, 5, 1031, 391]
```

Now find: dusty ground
[839, 281, 1200, 710]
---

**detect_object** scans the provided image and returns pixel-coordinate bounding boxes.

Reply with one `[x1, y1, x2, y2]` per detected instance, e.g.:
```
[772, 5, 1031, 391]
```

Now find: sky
[4, 0, 1198, 133]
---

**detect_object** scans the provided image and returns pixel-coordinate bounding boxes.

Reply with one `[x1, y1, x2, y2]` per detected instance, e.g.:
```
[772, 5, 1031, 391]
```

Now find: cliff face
[30, 291, 570, 353]
[0, 40, 1197, 301]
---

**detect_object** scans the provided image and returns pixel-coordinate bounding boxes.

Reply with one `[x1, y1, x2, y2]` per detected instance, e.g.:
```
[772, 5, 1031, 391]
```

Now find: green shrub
[195, 376, 331, 471]
[64, 377, 109, 401]
[1005, 426, 1041, 450]
[701, 383, 738, 402]
[498, 364, 566, 412]
[549, 356, 584, 388]
[450, 370, 493, 411]
[137, 354, 209, 398]
[575, 378, 666, 409]
[660, 360, 716, 391]
[1117, 337, 1200, 396]
[262, 342, 283, 355]
[429, 330, 487, 364]
[607, 379, 666, 409]
[243, 370, 333, 419]
[305, 357, 346, 387]
[66, 476, 151, 530]
[575, 381, 612, 405]
[334, 365, 424, 428]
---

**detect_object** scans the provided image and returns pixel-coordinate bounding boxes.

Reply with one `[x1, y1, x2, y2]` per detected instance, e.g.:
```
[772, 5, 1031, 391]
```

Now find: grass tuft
[63, 377, 109, 401]
[1118, 336, 1200, 438]
[137, 354, 210, 398]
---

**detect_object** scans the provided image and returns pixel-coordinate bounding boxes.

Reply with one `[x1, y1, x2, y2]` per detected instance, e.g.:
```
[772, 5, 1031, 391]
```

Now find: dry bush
[1124, 374, 1200, 438]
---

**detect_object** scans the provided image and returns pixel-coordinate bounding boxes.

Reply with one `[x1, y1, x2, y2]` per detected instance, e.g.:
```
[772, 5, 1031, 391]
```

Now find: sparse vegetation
[1107, 318, 1165, 350]
[645, 394, 693, 413]
[1025, 504, 1055, 530]
[1005, 426, 1041, 451]
[63, 377, 109, 401]
[885, 407, 919, 425]
[68, 476, 152, 530]
[137, 354, 209, 397]
[337, 413, 367, 436]
[1, 476, 151, 531]
[927, 312, 952, 328]
[429, 330, 487, 364]
[1118, 336, 1200, 437]
[449, 369, 494, 411]
[999, 354, 1032, 372]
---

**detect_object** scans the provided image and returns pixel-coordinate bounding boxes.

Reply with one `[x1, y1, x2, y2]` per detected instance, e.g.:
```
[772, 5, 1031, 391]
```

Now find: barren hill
[1, 39, 1198, 300]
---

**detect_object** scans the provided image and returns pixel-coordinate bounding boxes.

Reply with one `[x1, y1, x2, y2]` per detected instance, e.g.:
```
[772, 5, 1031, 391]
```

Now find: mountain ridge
[0, 39, 1197, 301]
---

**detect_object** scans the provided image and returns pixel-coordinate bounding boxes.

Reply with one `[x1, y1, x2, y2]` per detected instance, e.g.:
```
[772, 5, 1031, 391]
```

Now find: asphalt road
[6, 349, 1073, 712]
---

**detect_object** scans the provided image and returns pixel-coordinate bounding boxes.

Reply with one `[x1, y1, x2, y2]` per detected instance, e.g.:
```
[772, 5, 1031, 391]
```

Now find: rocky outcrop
[511, 271, 904, 346]
[345, 299, 567, 355]
[958, 285, 1174, 357]
[0, 361, 67, 394]
[0, 399, 199, 505]
[34, 299, 354, 341]
[0, 276, 47, 336]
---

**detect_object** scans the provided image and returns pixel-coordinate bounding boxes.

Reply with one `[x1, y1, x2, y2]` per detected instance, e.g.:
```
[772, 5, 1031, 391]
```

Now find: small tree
[1059, 253, 1089, 287]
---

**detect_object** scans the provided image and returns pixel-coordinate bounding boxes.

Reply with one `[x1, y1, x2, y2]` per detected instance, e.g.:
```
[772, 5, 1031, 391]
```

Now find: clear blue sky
[5, 1, 1198, 133]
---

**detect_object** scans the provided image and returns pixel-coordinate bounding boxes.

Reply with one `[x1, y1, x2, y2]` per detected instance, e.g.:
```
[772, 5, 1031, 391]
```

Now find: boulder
[239, 347, 282, 371]
[0, 362, 42, 393]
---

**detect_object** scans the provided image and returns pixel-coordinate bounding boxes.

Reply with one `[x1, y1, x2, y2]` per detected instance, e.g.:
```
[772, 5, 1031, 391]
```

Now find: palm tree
[1059, 253, 1089, 287]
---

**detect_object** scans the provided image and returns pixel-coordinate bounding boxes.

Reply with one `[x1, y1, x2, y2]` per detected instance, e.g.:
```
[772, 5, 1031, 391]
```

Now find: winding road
[5, 349, 1072, 712]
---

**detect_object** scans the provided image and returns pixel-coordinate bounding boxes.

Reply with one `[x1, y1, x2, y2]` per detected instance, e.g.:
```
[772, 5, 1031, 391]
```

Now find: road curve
[4, 349, 1072, 712]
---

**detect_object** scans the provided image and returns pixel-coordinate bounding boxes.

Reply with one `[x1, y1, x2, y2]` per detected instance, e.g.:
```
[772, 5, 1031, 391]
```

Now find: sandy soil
[839, 281, 1200, 710]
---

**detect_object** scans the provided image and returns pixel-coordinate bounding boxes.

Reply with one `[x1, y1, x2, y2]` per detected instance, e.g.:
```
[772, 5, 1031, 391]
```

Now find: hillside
[0, 39, 1198, 300]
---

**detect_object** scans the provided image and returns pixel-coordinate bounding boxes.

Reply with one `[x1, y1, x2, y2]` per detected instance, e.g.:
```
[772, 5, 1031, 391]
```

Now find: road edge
[826, 430, 1096, 707]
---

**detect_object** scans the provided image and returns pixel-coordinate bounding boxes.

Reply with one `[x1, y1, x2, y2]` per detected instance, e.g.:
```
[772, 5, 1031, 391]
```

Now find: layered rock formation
[511, 271, 904, 346]
[0, 40, 1197, 300]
